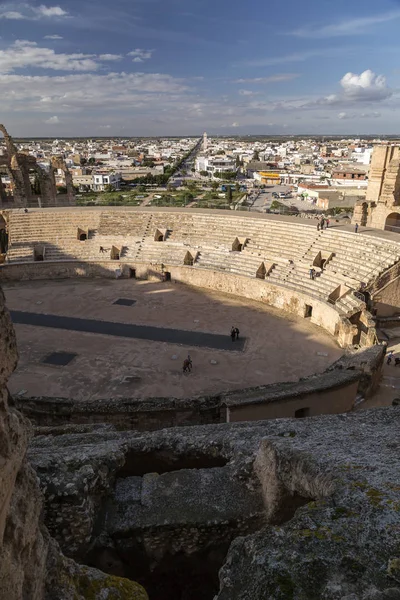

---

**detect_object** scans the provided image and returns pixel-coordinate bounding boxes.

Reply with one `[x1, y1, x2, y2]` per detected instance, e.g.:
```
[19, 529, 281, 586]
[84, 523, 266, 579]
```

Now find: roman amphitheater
[3, 130, 400, 600]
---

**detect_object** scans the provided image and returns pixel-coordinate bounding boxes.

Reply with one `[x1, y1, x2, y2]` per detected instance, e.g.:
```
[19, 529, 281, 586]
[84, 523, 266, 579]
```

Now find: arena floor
[3, 279, 343, 401]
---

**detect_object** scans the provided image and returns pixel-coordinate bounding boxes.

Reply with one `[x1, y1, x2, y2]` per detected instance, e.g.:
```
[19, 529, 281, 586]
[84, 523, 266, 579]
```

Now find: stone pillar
[0, 173, 8, 206]
[36, 166, 57, 207]
[366, 146, 400, 204]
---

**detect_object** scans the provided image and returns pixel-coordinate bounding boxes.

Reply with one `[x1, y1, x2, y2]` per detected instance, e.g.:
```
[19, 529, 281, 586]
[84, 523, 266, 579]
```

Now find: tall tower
[203, 132, 208, 152]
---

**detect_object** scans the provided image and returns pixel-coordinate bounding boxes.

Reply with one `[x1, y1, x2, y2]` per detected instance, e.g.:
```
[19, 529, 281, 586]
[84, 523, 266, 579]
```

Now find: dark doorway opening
[111, 246, 120, 260]
[0, 215, 8, 254]
[385, 213, 400, 233]
[34, 246, 45, 262]
[164, 271, 171, 282]
[304, 304, 313, 318]
[129, 268, 136, 279]
[295, 407, 310, 418]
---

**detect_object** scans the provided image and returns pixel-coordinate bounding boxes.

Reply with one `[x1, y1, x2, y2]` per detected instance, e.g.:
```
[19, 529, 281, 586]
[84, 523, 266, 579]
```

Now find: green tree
[88, 157, 96, 165]
[235, 155, 241, 168]
[235, 182, 240, 193]
[253, 150, 260, 161]
[211, 181, 219, 191]
[226, 186, 233, 203]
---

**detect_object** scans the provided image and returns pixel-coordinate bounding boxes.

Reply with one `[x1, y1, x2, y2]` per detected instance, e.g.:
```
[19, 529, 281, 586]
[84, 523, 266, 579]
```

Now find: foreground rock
[0, 285, 147, 600]
[29, 407, 400, 600]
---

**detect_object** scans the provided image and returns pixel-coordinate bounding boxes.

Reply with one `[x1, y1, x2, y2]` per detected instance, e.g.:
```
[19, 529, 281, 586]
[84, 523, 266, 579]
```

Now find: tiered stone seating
[7, 210, 101, 263]
[4, 209, 400, 319]
[309, 229, 400, 285]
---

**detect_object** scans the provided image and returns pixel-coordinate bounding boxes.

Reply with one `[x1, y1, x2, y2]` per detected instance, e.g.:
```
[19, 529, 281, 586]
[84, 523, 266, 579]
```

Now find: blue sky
[1, 0, 400, 136]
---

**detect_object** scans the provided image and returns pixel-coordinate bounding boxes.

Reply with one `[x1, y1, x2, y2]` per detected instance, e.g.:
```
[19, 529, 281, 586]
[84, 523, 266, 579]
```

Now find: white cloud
[231, 122, 239, 127]
[291, 10, 400, 38]
[340, 70, 391, 102]
[44, 34, 63, 39]
[35, 5, 68, 17]
[233, 74, 300, 84]
[241, 50, 322, 67]
[0, 11, 25, 19]
[338, 112, 349, 119]
[315, 70, 392, 108]
[0, 40, 98, 73]
[99, 125, 111, 129]
[0, 3, 69, 20]
[0, 72, 190, 115]
[99, 54, 123, 61]
[360, 111, 381, 118]
[238, 89, 258, 96]
[45, 115, 59, 123]
[128, 48, 153, 63]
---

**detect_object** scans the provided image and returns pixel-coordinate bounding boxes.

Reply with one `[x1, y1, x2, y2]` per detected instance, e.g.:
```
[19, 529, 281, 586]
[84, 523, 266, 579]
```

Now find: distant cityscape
[0, 131, 386, 216]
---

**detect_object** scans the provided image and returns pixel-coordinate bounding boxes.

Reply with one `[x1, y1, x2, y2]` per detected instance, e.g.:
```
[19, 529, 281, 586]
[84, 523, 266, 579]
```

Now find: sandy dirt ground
[3, 278, 343, 401]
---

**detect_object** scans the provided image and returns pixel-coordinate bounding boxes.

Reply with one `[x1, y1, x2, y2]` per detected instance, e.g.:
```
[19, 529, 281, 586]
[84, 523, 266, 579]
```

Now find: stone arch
[33, 164, 57, 206]
[0, 124, 17, 155]
[51, 156, 76, 205]
[77, 228, 88, 241]
[385, 212, 400, 232]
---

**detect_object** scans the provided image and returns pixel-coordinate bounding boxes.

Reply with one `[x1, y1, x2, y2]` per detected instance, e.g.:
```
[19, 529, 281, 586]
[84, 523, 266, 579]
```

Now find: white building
[195, 156, 236, 175]
[92, 171, 121, 191]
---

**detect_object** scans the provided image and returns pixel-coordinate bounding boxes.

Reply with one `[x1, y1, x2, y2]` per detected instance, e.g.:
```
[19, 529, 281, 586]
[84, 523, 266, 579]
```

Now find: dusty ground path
[4, 278, 342, 401]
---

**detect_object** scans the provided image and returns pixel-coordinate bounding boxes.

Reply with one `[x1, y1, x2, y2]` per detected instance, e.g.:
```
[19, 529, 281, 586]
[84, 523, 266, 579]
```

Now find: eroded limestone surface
[29, 407, 400, 600]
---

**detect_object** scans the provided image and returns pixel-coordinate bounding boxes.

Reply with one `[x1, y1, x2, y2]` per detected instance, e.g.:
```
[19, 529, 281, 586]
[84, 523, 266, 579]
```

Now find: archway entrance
[385, 213, 400, 233]
[0, 215, 8, 255]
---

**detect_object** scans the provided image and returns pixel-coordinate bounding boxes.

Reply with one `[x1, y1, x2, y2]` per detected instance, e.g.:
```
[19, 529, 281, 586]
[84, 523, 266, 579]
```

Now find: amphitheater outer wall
[0, 260, 358, 347]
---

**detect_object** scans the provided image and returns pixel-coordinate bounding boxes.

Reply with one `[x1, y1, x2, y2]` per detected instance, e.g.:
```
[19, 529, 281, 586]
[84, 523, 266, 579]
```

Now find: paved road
[10, 311, 246, 352]
[249, 184, 293, 212]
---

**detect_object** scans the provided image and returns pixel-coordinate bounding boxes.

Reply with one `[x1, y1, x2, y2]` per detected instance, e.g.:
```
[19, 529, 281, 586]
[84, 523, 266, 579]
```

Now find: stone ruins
[1, 277, 400, 598]
[353, 145, 400, 231]
[2, 136, 400, 597]
[0, 125, 75, 208]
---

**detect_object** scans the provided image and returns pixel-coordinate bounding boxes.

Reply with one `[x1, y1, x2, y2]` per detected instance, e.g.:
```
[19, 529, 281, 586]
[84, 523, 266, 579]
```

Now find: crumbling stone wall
[0, 124, 75, 208]
[28, 407, 400, 599]
[0, 283, 148, 599]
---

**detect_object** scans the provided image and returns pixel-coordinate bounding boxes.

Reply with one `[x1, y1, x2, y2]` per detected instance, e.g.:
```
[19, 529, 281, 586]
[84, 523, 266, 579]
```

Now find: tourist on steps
[355, 223, 359, 233]
[231, 326, 236, 342]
